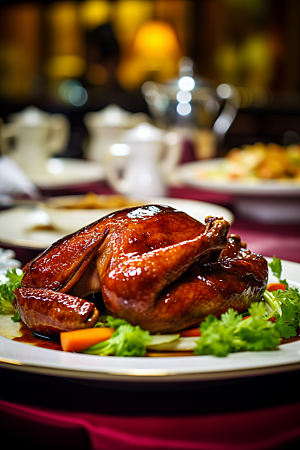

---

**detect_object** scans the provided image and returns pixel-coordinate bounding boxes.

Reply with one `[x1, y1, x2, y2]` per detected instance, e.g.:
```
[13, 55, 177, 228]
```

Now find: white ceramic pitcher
[84, 104, 148, 163]
[1, 106, 69, 175]
[105, 122, 182, 198]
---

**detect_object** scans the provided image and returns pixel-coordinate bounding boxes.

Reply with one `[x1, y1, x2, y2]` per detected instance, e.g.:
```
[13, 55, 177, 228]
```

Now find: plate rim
[1, 359, 300, 385]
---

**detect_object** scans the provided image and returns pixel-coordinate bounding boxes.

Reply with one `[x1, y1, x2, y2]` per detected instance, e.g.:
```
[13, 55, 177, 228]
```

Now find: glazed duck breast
[13, 205, 268, 335]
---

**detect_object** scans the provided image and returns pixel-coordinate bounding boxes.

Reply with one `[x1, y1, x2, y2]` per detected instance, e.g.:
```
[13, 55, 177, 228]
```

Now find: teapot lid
[123, 122, 165, 143]
[166, 57, 215, 90]
[142, 57, 217, 102]
[84, 104, 134, 127]
[8, 106, 51, 126]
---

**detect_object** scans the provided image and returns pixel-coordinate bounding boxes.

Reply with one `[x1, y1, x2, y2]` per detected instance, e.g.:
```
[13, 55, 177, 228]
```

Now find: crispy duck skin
[14, 204, 268, 335]
[143, 235, 268, 333]
[13, 288, 99, 336]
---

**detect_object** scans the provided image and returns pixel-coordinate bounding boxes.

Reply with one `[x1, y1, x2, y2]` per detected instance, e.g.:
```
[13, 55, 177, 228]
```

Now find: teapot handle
[159, 132, 182, 175]
[46, 114, 70, 155]
[212, 84, 240, 145]
[104, 144, 131, 194]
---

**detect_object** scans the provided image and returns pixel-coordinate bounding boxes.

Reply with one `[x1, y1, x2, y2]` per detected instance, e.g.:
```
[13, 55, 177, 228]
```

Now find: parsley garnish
[271, 288, 300, 338]
[194, 303, 281, 357]
[263, 257, 300, 339]
[268, 255, 289, 287]
[195, 256, 300, 356]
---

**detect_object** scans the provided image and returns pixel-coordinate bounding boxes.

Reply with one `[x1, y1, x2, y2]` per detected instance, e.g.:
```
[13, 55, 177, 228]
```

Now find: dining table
[0, 176, 299, 450]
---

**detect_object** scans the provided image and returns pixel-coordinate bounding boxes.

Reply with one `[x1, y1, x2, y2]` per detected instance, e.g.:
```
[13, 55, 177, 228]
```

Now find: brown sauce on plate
[13, 322, 62, 351]
[281, 333, 300, 345]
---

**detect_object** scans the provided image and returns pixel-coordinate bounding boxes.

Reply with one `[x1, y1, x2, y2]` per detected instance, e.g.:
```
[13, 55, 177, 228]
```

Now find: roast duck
[13, 205, 268, 336]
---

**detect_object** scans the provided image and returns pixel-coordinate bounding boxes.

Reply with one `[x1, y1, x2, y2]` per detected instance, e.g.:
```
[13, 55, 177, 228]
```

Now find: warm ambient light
[132, 20, 181, 71]
[44, 55, 86, 78]
[79, 0, 110, 29]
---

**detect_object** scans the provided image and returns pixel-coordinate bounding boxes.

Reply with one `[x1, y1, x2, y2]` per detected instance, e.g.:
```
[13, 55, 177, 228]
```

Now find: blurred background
[1, 0, 300, 159]
[1, 4, 300, 440]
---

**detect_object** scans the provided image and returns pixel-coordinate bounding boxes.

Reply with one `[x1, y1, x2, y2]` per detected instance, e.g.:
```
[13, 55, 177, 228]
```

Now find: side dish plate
[175, 159, 300, 196]
[175, 160, 300, 223]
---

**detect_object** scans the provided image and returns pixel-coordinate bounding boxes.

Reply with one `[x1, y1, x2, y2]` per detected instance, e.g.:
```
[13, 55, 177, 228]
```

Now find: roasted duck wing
[13, 205, 268, 336]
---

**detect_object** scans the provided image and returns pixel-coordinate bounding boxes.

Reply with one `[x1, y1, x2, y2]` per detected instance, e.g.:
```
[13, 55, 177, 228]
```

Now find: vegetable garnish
[194, 304, 281, 357]
[0, 268, 23, 322]
[60, 327, 115, 353]
[268, 255, 289, 287]
[83, 316, 152, 357]
[179, 328, 201, 337]
[194, 256, 300, 356]
[263, 256, 300, 339]
[264, 287, 300, 339]
[267, 283, 287, 292]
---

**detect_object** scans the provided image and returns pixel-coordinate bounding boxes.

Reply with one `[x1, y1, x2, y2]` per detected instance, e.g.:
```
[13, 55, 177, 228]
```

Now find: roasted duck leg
[13, 205, 268, 336]
[146, 235, 268, 333]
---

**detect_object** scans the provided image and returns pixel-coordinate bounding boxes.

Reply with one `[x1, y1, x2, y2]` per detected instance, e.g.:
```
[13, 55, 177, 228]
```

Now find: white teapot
[105, 122, 182, 198]
[1, 106, 69, 175]
[84, 104, 148, 163]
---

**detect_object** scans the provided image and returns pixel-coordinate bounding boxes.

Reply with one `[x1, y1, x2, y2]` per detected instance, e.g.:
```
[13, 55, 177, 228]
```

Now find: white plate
[0, 198, 234, 250]
[176, 159, 300, 196]
[0, 258, 299, 384]
[27, 157, 105, 188]
[175, 159, 300, 223]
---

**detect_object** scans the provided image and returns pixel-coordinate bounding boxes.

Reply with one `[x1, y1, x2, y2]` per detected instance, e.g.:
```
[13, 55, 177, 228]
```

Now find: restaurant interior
[0, 1, 299, 449]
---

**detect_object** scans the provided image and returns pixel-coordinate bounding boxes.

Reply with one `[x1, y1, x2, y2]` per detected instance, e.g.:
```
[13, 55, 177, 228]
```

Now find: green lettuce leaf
[0, 268, 23, 318]
[83, 317, 152, 357]
[238, 303, 281, 351]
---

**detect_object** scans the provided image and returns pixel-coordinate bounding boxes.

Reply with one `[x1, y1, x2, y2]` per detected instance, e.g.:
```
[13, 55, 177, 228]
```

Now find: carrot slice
[60, 327, 115, 352]
[180, 328, 201, 337]
[267, 283, 287, 292]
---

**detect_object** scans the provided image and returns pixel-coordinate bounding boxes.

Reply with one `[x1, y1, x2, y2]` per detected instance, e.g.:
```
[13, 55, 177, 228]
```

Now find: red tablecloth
[1, 182, 300, 450]
[1, 397, 300, 450]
